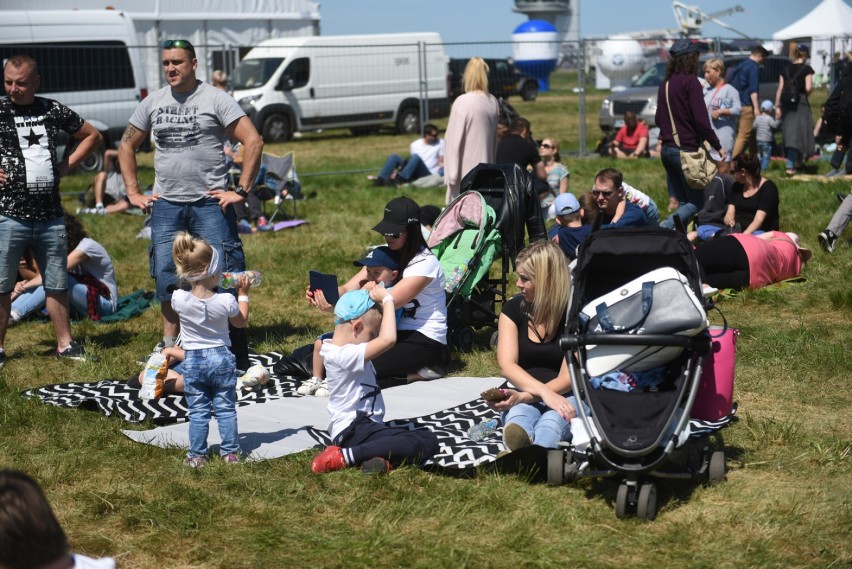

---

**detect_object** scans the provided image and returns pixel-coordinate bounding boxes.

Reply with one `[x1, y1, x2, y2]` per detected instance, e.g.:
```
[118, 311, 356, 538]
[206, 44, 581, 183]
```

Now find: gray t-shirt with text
[129, 81, 244, 202]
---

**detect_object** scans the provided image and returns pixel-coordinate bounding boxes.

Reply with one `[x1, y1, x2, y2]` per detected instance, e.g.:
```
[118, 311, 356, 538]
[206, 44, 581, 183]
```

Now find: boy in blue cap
[300, 246, 401, 396]
[548, 193, 592, 261]
[311, 288, 440, 474]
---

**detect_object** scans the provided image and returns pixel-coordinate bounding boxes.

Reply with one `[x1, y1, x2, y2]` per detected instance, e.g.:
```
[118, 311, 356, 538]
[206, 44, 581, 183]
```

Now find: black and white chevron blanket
[22, 352, 735, 471]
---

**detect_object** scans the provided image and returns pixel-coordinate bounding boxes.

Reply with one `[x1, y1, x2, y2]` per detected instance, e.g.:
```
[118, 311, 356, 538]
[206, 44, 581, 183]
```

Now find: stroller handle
[560, 333, 711, 354]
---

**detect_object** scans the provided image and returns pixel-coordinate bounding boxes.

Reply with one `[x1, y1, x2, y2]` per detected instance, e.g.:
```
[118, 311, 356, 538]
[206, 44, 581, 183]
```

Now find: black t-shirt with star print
[0, 96, 83, 220]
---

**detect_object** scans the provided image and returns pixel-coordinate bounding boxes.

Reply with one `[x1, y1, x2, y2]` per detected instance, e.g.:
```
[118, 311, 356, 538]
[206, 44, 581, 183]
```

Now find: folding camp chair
[260, 152, 304, 223]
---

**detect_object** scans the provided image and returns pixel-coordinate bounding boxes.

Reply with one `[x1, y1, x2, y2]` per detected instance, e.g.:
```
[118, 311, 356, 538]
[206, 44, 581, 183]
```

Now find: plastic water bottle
[220, 270, 263, 289]
[445, 262, 468, 293]
[468, 418, 499, 442]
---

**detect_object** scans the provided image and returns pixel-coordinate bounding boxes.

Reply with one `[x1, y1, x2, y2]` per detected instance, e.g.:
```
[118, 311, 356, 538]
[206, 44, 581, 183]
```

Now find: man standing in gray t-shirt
[118, 39, 263, 368]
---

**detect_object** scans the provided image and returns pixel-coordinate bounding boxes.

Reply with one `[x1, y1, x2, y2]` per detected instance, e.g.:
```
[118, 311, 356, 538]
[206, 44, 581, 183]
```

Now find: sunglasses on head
[162, 39, 195, 53]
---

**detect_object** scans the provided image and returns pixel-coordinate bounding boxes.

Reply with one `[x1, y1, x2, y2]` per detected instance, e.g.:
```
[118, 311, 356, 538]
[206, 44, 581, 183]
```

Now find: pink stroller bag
[692, 326, 738, 421]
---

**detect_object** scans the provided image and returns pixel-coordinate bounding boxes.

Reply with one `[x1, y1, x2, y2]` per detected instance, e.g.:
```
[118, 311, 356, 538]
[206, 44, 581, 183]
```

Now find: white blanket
[123, 376, 504, 461]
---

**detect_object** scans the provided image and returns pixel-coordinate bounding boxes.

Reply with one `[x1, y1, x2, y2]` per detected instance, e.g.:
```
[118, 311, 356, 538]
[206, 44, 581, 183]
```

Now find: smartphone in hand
[481, 387, 509, 402]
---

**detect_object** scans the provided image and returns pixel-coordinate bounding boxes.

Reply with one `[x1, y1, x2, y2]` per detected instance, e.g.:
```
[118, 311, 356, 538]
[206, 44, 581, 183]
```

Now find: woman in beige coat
[443, 57, 499, 204]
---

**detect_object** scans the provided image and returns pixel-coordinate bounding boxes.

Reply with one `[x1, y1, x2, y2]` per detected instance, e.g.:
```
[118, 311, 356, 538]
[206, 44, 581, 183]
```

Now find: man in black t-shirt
[496, 117, 547, 183]
[0, 55, 102, 366]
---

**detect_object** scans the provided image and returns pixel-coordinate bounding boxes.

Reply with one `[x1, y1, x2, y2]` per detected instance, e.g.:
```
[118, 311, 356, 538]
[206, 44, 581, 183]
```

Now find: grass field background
[0, 72, 849, 568]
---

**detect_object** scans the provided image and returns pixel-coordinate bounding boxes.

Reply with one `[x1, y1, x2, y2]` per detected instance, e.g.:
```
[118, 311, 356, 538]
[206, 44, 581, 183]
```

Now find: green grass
[0, 74, 849, 568]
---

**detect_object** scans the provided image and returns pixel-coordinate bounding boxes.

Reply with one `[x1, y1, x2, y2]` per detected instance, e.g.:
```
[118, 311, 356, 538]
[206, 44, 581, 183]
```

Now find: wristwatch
[234, 185, 248, 198]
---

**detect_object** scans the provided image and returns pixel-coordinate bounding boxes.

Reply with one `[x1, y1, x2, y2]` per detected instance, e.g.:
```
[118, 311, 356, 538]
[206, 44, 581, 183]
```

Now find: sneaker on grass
[818, 230, 837, 253]
[184, 456, 207, 468]
[222, 453, 240, 464]
[360, 457, 393, 475]
[311, 446, 347, 474]
[56, 340, 86, 361]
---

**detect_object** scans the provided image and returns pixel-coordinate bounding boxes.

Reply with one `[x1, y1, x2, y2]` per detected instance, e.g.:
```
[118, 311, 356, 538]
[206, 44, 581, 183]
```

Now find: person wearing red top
[608, 111, 649, 158]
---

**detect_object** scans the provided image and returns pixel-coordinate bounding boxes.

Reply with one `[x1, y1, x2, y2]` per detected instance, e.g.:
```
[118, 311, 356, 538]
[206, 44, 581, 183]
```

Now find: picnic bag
[581, 267, 709, 376]
[665, 82, 718, 189]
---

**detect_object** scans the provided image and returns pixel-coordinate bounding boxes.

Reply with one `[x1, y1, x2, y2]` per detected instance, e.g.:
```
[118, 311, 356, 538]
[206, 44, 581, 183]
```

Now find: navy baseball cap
[353, 246, 400, 269]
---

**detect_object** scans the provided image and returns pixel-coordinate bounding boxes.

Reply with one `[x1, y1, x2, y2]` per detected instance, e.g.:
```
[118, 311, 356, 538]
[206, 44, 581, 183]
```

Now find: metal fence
[5, 36, 850, 160]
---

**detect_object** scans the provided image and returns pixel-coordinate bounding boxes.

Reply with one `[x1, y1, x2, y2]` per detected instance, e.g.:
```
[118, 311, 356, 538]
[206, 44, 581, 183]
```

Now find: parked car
[449, 57, 539, 102]
[598, 55, 791, 132]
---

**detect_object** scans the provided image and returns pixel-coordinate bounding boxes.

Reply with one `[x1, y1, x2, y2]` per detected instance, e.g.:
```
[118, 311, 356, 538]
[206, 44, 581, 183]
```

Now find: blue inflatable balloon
[512, 19, 559, 91]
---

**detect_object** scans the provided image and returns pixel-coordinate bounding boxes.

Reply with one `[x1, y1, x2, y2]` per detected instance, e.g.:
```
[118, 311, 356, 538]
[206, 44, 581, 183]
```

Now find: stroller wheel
[546, 449, 565, 486]
[637, 483, 657, 521]
[452, 326, 476, 353]
[708, 450, 726, 484]
[489, 330, 499, 349]
[615, 483, 630, 519]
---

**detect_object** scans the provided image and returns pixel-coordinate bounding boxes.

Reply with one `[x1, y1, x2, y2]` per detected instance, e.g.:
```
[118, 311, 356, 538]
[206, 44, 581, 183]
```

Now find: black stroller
[548, 227, 732, 520]
[435, 163, 546, 351]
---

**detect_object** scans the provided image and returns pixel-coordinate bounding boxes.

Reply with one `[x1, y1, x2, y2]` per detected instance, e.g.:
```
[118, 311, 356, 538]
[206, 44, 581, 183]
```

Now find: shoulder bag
[665, 81, 718, 189]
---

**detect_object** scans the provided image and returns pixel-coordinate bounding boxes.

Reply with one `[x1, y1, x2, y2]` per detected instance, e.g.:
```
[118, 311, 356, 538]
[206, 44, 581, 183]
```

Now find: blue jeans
[503, 395, 587, 448]
[660, 145, 705, 225]
[183, 346, 239, 457]
[149, 197, 245, 301]
[786, 148, 803, 170]
[0, 215, 67, 293]
[378, 154, 433, 183]
[757, 141, 772, 172]
[643, 199, 661, 227]
[11, 275, 115, 320]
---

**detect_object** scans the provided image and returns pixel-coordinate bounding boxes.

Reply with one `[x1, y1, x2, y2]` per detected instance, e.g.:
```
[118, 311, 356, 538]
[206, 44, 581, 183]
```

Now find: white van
[0, 10, 147, 171]
[231, 33, 450, 142]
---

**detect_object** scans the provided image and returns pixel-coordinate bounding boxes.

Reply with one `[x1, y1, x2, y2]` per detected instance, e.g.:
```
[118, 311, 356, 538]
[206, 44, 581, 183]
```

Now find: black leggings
[695, 236, 750, 290]
[372, 330, 447, 386]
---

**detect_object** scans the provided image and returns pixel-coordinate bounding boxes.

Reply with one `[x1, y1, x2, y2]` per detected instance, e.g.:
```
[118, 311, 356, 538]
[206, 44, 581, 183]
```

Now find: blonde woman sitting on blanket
[486, 240, 585, 452]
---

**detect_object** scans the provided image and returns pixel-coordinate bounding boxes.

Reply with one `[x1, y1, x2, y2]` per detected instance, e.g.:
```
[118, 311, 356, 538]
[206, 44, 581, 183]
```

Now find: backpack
[780, 66, 806, 106]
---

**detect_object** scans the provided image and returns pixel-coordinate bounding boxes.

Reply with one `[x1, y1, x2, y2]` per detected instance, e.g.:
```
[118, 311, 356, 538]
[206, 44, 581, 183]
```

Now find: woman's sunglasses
[384, 233, 401, 239]
[540, 143, 553, 149]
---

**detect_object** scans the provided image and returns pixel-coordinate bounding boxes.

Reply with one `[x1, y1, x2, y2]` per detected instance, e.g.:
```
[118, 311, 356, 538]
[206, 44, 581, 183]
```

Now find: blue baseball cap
[554, 193, 581, 215]
[353, 246, 400, 269]
[334, 290, 376, 325]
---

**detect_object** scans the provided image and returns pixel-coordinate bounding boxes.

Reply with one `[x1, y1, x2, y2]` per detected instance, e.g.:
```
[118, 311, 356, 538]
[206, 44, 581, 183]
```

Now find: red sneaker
[257, 216, 268, 228]
[311, 446, 347, 473]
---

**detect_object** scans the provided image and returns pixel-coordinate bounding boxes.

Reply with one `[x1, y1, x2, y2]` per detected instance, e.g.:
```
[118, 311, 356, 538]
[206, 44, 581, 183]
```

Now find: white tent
[0, 0, 320, 89]
[772, 0, 852, 79]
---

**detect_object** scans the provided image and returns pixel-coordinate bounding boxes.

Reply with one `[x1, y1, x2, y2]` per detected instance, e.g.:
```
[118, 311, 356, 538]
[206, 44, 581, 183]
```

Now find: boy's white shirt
[320, 340, 386, 440]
